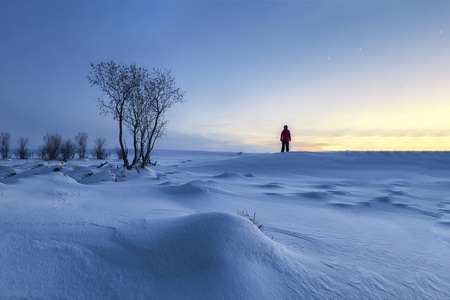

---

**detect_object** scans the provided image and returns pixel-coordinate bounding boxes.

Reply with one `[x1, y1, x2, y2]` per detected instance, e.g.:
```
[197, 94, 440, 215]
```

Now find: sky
[1, 0, 450, 153]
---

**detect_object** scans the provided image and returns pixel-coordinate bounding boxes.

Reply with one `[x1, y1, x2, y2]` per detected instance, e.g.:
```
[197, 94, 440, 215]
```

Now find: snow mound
[213, 171, 242, 179]
[0, 212, 331, 299]
[112, 212, 334, 299]
[0, 160, 157, 184]
[162, 180, 229, 195]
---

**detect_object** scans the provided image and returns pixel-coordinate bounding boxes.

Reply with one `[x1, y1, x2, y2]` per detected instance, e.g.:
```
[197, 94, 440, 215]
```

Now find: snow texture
[1, 150, 450, 299]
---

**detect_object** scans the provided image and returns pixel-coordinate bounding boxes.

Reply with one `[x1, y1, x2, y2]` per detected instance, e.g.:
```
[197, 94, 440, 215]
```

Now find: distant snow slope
[1, 151, 450, 299]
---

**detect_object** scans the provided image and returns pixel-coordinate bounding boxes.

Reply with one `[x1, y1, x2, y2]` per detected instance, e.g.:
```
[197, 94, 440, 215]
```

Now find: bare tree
[61, 139, 76, 162]
[88, 61, 184, 169]
[93, 137, 107, 160]
[88, 61, 146, 169]
[125, 86, 146, 166]
[138, 69, 184, 168]
[0, 132, 11, 159]
[75, 132, 88, 159]
[40, 133, 63, 161]
[16, 137, 30, 159]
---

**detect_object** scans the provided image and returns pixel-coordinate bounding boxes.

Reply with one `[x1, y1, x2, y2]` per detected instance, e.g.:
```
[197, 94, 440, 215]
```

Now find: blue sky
[1, 0, 449, 153]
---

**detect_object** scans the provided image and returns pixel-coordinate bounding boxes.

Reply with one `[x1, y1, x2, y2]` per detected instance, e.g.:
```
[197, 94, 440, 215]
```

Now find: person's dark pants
[281, 142, 289, 152]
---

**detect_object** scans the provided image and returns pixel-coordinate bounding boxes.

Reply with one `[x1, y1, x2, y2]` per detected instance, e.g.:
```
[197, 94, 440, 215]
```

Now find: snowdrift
[1, 150, 450, 299]
[1, 211, 324, 299]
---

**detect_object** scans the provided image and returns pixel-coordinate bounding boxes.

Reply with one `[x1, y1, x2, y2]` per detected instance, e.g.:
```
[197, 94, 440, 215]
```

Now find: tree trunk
[131, 125, 139, 166]
[118, 116, 130, 169]
[141, 113, 160, 168]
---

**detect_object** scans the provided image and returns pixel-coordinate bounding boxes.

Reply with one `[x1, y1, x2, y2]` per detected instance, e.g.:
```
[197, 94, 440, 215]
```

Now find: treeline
[0, 131, 111, 161]
[1, 61, 185, 167]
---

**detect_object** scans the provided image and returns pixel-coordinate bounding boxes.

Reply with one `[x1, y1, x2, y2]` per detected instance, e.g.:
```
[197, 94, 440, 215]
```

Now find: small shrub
[75, 132, 88, 159]
[61, 139, 76, 162]
[16, 137, 30, 159]
[93, 137, 107, 159]
[40, 133, 63, 160]
[237, 210, 264, 231]
[0, 132, 11, 159]
[116, 146, 127, 160]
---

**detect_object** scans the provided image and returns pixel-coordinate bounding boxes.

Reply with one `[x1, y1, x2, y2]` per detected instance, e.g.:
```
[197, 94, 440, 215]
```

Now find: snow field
[1, 150, 450, 299]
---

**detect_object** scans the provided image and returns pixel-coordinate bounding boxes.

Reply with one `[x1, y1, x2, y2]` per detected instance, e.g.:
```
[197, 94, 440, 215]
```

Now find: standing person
[280, 125, 291, 152]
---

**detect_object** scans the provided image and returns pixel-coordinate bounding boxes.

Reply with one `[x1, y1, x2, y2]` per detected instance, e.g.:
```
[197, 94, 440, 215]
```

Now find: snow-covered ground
[1, 150, 450, 299]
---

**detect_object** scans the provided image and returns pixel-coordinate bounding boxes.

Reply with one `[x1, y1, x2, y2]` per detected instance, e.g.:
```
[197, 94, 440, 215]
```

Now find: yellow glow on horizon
[240, 120, 450, 152]
[242, 136, 450, 152]
[172, 86, 450, 152]
[349, 102, 450, 132]
[300, 134, 450, 152]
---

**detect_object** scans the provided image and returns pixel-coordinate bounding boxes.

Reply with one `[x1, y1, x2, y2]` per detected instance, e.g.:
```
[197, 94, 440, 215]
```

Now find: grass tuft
[237, 210, 264, 231]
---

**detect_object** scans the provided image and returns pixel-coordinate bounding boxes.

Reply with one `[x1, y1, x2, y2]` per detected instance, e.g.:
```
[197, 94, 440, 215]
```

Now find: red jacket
[280, 128, 291, 142]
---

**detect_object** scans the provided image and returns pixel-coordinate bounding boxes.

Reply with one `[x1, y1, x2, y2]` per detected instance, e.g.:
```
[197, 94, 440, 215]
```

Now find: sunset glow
[1, 1, 449, 152]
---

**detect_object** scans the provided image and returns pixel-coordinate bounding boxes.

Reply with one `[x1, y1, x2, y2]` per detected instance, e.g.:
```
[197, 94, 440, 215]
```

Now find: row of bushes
[0, 132, 110, 161]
